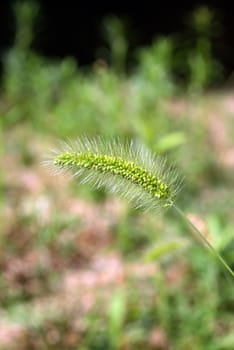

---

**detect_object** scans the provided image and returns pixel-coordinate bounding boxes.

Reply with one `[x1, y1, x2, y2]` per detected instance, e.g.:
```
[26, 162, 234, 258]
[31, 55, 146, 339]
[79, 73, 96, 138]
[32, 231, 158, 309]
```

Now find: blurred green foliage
[0, 2, 234, 350]
[187, 7, 223, 93]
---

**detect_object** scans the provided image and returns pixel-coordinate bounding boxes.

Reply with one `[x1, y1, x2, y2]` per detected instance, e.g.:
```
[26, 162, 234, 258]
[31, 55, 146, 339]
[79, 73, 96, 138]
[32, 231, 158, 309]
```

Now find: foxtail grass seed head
[46, 137, 182, 211]
[45, 137, 234, 277]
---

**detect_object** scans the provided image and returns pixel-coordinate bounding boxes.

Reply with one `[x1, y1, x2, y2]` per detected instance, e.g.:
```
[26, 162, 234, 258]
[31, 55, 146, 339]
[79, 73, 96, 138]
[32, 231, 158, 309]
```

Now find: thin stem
[173, 205, 234, 278]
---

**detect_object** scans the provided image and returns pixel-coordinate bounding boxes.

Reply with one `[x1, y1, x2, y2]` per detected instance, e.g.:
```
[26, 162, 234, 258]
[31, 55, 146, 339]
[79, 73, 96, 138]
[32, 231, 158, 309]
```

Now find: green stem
[173, 205, 234, 278]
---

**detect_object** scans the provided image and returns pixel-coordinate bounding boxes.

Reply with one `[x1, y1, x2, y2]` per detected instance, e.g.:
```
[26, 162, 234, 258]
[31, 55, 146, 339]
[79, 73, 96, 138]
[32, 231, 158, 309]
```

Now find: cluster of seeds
[54, 151, 170, 201]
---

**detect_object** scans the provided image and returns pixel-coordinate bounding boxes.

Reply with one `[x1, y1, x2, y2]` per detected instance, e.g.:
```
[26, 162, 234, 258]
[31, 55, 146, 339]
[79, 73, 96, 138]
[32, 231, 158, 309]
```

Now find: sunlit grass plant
[46, 136, 234, 278]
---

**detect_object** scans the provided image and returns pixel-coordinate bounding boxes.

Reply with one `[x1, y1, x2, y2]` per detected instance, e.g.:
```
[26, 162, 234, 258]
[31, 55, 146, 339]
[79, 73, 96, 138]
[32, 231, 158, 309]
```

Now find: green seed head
[50, 137, 181, 211]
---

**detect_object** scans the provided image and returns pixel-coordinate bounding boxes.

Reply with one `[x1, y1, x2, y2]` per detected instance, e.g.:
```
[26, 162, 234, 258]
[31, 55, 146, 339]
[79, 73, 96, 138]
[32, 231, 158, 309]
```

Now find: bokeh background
[0, 2, 234, 349]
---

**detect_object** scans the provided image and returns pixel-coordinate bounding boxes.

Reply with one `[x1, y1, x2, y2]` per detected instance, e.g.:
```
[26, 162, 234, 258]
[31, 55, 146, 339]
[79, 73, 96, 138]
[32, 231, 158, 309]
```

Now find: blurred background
[0, 1, 234, 349]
